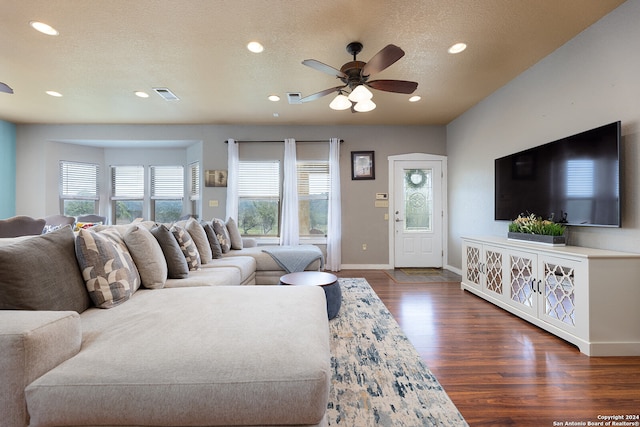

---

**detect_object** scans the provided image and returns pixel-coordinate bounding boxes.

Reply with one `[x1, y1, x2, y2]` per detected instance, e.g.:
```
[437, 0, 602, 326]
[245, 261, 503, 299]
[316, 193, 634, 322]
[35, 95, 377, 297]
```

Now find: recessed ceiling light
[409, 96, 421, 102]
[273, 113, 279, 118]
[46, 90, 62, 97]
[134, 91, 150, 98]
[448, 42, 467, 54]
[30, 21, 59, 36]
[268, 95, 280, 102]
[247, 41, 264, 53]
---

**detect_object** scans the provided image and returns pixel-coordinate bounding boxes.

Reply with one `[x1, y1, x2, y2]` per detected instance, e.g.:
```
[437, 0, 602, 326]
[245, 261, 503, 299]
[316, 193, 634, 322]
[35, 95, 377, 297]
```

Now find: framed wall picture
[205, 170, 228, 187]
[351, 151, 375, 180]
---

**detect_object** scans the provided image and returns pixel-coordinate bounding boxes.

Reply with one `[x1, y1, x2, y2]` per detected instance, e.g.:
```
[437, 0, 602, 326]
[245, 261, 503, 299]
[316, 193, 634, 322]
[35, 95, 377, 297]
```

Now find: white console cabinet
[461, 236, 640, 356]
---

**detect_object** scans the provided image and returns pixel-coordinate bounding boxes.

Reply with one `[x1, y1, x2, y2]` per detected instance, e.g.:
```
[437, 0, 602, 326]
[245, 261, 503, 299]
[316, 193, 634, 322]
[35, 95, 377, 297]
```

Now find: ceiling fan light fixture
[329, 94, 352, 110]
[348, 85, 373, 102]
[354, 99, 376, 112]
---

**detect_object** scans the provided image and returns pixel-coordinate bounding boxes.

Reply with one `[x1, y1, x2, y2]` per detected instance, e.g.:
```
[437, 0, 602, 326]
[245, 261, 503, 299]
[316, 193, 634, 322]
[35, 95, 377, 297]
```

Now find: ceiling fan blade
[299, 86, 345, 103]
[302, 59, 347, 79]
[0, 82, 14, 94]
[361, 44, 405, 78]
[367, 79, 418, 94]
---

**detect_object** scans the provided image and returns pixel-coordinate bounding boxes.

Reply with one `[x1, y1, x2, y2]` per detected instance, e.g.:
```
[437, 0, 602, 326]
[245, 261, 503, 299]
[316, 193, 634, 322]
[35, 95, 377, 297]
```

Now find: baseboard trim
[340, 264, 392, 270]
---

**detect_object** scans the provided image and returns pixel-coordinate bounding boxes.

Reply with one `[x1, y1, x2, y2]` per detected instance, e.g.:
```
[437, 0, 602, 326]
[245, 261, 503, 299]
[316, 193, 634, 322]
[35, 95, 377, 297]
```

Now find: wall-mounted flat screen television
[495, 121, 621, 227]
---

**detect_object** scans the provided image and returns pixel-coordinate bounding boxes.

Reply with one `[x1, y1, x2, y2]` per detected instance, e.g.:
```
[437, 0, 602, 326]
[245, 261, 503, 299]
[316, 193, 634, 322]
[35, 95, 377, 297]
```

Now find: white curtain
[280, 138, 299, 246]
[225, 138, 239, 221]
[326, 137, 342, 271]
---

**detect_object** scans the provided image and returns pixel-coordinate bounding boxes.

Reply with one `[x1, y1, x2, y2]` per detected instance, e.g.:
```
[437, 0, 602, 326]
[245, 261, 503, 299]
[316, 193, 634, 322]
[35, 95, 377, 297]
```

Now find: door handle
[395, 218, 404, 222]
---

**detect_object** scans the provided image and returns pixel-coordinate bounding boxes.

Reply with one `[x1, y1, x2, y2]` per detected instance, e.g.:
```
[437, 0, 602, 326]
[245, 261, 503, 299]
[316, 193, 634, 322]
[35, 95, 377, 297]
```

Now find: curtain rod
[225, 139, 343, 143]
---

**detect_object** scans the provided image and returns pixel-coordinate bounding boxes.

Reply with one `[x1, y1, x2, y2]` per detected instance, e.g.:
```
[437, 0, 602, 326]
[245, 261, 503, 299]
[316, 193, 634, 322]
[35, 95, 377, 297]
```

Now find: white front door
[392, 159, 444, 268]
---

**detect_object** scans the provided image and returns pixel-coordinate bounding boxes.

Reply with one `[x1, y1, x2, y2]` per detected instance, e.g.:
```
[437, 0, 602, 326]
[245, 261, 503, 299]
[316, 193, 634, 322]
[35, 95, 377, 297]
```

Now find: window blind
[151, 165, 184, 199]
[189, 162, 200, 201]
[238, 161, 280, 198]
[59, 161, 99, 199]
[111, 165, 144, 199]
[297, 162, 329, 196]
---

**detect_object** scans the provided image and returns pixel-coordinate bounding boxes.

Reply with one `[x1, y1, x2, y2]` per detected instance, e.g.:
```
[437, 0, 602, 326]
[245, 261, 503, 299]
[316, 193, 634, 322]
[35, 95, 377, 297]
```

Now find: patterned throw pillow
[201, 221, 223, 259]
[171, 225, 201, 271]
[74, 221, 102, 232]
[212, 218, 231, 253]
[75, 228, 140, 309]
[226, 217, 243, 250]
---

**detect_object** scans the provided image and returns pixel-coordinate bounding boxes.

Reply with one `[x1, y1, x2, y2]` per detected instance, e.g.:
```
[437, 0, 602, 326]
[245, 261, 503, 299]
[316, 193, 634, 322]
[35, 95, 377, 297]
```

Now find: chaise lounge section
[0, 221, 331, 427]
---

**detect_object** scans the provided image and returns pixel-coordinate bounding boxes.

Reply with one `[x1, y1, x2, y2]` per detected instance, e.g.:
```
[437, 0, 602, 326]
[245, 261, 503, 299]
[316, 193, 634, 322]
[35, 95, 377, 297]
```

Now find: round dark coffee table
[279, 271, 341, 319]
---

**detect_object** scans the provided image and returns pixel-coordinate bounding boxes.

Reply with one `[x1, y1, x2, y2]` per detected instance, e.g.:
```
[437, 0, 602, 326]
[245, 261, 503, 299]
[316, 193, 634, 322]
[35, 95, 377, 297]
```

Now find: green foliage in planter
[509, 213, 566, 236]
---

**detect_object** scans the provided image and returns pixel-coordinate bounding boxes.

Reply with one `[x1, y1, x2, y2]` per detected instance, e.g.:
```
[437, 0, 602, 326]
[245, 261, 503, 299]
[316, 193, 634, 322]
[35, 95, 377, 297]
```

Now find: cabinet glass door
[484, 248, 503, 297]
[464, 244, 482, 288]
[507, 251, 537, 315]
[541, 260, 577, 331]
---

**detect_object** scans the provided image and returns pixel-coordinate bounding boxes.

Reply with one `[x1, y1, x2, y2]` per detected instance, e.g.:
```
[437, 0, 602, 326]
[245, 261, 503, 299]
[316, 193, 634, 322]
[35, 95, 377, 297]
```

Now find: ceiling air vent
[287, 92, 302, 104]
[153, 87, 180, 101]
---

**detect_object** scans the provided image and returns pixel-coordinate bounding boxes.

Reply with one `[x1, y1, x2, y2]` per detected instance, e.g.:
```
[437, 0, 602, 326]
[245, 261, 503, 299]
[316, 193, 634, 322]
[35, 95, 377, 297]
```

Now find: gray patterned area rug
[327, 278, 468, 426]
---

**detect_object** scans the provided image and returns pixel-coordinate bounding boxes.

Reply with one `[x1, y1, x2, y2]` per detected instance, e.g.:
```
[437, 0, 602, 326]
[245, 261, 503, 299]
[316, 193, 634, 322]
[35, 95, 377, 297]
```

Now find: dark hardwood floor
[334, 270, 640, 427]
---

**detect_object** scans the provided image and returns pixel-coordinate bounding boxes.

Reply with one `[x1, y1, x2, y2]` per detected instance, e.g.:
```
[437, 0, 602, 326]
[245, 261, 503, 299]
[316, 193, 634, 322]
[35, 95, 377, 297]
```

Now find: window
[111, 165, 144, 224]
[59, 161, 99, 216]
[189, 162, 200, 215]
[150, 165, 184, 223]
[297, 161, 329, 236]
[237, 161, 280, 236]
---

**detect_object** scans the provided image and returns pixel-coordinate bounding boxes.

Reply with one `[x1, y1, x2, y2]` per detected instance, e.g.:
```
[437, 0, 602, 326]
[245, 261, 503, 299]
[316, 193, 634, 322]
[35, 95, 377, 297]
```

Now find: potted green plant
[508, 213, 567, 246]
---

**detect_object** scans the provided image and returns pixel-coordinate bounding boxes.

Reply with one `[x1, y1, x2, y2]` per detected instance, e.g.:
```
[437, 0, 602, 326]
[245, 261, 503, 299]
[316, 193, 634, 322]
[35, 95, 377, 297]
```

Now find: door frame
[387, 153, 448, 269]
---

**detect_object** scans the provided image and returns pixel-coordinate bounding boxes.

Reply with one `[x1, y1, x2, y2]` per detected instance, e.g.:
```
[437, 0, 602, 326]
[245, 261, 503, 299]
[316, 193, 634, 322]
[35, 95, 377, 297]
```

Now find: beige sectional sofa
[0, 219, 331, 427]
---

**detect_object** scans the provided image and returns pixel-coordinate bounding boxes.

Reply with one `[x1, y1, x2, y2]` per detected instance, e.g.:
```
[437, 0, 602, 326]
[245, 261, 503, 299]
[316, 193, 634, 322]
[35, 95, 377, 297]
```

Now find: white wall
[446, 0, 640, 269]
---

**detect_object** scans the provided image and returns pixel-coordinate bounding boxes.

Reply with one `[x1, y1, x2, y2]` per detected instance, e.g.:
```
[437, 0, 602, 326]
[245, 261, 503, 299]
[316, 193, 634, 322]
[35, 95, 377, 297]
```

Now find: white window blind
[189, 162, 200, 201]
[297, 162, 330, 197]
[238, 161, 280, 198]
[59, 161, 99, 199]
[151, 165, 184, 199]
[111, 165, 144, 199]
[566, 160, 594, 197]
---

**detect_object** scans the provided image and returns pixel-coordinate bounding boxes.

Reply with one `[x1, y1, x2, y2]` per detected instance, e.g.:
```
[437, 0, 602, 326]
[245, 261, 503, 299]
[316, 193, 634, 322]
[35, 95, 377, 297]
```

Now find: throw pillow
[74, 221, 102, 232]
[150, 225, 189, 279]
[170, 225, 201, 271]
[0, 226, 91, 313]
[184, 218, 212, 264]
[75, 229, 140, 309]
[123, 225, 168, 289]
[226, 217, 243, 250]
[201, 221, 223, 259]
[212, 218, 231, 253]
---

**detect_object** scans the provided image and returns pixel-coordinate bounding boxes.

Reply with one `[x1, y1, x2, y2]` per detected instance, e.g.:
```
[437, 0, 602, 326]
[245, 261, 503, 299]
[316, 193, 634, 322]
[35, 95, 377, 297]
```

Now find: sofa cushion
[75, 229, 140, 309]
[171, 225, 201, 271]
[212, 218, 231, 253]
[184, 218, 212, 264]
[0, 226, 91, 313]
[25, 286, 330, 427]
[200, 256, 256, 284]
[150, 225, 189, 279]
[226, 217, 243, 250]
[164, 267, 242, 288]
[123, 225, 168, 289]
[201, 221, 223, 259]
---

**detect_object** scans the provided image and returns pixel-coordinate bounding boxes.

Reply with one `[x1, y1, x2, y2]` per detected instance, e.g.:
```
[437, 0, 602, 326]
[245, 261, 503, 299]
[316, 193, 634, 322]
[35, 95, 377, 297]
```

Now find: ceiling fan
[300, 42, 418, 112]
[0, 82, 13, 94]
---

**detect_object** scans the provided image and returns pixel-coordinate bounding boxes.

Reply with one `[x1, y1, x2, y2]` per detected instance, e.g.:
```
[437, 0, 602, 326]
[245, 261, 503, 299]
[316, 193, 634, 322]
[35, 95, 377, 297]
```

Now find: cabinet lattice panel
[466, 246, 480, 284]
[510, 255, 534, 307]
[485, 250, 502, 295]
[544, 263, 576, 326]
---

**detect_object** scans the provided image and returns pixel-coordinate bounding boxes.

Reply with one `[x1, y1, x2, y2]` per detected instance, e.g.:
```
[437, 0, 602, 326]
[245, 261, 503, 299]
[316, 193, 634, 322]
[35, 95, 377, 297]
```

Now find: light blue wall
[0, 120, 16, 219]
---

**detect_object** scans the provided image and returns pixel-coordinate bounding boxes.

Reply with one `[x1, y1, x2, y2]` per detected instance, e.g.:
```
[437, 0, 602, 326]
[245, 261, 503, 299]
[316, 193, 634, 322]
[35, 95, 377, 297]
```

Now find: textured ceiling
[0, 0, 625, 126]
